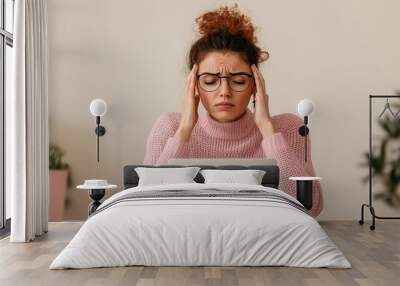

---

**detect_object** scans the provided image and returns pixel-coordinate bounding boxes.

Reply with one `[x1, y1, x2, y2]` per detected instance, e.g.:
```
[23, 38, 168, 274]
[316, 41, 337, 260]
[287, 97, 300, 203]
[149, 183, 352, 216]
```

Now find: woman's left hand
[251, 64, 275, 137]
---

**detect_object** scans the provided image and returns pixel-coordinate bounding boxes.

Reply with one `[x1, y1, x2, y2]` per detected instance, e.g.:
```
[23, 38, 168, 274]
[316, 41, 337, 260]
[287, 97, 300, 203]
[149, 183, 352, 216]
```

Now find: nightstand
[77, 179, 117, 216]
[289, 176, 321, 210]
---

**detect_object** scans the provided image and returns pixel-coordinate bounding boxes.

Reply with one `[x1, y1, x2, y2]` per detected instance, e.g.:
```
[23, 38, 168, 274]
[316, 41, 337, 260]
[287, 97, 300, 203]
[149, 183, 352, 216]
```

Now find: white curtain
[9, 0, 49, 242]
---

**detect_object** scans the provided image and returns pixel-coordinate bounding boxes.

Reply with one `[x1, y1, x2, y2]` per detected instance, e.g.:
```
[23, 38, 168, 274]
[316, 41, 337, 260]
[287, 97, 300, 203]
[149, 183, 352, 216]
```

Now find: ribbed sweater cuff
[261, 132, 289, 157]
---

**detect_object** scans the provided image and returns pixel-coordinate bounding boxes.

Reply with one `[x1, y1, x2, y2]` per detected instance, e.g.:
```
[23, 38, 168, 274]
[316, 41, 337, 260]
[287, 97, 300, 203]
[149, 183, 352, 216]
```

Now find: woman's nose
[219, 78, 231, 98]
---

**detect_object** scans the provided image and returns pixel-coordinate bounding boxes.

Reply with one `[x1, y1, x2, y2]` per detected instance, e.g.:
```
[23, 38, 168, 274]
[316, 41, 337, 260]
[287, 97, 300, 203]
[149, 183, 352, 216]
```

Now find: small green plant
[360, 91, 400, 207]
[49, 143, 69, 170]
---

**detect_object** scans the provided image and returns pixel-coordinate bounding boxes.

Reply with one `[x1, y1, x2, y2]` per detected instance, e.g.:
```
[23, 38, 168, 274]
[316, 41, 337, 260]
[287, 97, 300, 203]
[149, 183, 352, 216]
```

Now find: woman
[143, 4, 323, 217]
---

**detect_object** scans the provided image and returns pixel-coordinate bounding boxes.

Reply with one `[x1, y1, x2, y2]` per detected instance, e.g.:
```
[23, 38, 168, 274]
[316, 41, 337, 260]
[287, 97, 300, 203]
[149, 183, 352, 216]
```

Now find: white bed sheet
[49, 183, 351, 269]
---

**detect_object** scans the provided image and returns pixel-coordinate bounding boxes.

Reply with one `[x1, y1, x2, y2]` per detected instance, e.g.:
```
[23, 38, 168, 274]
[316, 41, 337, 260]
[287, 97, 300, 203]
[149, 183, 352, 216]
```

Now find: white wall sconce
[89, 99, 107, 162]
[297, 99, 315, 163]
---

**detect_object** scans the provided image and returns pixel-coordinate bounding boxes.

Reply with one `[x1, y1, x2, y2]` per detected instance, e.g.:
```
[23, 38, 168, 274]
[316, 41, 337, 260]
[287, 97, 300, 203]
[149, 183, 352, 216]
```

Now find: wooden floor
[0, 221, 399, 286]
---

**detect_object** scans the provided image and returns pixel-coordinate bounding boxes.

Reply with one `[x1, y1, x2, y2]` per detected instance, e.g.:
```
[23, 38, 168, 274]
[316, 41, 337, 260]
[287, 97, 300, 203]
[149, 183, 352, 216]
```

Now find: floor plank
[0, 221, 399, 286]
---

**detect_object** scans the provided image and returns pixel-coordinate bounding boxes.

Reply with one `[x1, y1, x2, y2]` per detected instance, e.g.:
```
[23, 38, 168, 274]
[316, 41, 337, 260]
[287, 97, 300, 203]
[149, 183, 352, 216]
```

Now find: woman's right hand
[176, 64, 200, 141]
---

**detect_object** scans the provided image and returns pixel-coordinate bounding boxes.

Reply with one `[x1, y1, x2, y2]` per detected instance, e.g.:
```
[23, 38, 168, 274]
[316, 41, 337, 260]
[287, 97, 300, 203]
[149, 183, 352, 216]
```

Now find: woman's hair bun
[189, 3, 270, 68]
[195, 3, 257, 45]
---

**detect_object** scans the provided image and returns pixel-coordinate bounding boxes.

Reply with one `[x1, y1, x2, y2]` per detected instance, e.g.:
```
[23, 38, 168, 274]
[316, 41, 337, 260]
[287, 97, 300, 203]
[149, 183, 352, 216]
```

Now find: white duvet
[49, 183, 351, 269]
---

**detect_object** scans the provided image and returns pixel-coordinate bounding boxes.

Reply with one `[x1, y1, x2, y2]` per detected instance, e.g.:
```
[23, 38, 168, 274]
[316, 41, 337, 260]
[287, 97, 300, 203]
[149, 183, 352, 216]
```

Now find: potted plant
[49, 143, 70, 221]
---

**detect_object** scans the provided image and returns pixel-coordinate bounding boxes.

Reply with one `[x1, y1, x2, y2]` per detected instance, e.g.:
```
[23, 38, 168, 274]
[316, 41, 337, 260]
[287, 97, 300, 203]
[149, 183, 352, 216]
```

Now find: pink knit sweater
[143, 108, 323, 217]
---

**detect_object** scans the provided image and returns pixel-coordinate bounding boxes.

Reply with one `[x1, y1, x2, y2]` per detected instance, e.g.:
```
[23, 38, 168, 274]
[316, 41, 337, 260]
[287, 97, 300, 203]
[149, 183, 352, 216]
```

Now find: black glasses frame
[196, 72, 254, 92]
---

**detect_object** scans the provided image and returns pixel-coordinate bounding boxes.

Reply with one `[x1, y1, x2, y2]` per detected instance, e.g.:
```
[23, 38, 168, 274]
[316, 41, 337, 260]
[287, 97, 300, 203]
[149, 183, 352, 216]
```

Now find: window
[0, 0, 14, 234]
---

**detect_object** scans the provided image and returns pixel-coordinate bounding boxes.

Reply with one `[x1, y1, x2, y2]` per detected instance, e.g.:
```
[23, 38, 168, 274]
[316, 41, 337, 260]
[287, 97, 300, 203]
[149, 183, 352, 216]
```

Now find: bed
[49, 163, 351, 269]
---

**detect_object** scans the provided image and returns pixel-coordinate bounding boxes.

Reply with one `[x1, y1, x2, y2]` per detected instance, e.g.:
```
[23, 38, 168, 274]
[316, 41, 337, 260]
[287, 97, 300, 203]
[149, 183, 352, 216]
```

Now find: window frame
[0, 0, 14, 232]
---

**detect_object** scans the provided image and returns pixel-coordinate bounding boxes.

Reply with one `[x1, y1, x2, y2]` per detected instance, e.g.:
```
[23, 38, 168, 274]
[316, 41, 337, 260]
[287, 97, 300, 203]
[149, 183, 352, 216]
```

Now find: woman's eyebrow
[197, 72, 220, 76]
[230, 71, 252, 75]
[197, 71, 251, 76]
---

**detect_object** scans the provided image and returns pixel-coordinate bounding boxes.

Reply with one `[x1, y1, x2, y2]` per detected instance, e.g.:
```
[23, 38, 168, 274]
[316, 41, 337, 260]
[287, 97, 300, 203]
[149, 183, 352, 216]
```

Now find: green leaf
[49, 143, 69, 170]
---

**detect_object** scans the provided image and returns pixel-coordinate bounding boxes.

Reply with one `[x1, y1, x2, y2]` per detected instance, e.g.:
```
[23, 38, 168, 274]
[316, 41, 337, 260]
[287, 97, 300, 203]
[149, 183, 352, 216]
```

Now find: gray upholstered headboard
[123, 164, 280, 189]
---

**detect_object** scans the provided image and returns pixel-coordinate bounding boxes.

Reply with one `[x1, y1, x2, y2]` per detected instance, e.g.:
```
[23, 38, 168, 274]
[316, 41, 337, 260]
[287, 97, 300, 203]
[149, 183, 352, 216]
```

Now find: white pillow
[200, 169, 266, 185]
[135, 167, 201, 186]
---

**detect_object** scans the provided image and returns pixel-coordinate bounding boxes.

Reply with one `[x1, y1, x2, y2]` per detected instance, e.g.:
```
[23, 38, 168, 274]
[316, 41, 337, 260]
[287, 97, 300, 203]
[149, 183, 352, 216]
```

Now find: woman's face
[196, 51, 255, 122]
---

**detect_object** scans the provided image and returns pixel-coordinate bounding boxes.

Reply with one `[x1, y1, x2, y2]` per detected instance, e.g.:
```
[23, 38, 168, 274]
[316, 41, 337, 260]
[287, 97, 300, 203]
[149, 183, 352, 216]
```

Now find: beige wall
[47, 0, 400, 220]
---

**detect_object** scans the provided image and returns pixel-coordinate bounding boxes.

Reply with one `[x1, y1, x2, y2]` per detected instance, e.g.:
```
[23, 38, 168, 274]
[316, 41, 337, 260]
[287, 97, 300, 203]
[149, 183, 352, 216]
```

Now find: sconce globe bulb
[89, 99, 107, 117]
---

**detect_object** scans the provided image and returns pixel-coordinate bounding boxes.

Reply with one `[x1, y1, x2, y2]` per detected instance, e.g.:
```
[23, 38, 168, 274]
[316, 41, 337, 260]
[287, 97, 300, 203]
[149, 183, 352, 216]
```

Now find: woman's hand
[251, 64, 276, 138]
[176, 64, 200, 141]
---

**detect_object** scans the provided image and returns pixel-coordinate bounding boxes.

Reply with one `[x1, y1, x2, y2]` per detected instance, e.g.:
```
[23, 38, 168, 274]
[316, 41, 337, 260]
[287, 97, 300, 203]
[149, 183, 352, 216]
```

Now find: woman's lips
[215, 104, 234, 110]
[215, 102, 234, 107]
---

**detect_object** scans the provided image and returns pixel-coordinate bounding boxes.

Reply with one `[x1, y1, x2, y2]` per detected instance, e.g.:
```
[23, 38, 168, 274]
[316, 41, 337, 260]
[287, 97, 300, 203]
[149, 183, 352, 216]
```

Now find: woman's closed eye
[199, 74, 216, 83]
[203, 78, 246, 85]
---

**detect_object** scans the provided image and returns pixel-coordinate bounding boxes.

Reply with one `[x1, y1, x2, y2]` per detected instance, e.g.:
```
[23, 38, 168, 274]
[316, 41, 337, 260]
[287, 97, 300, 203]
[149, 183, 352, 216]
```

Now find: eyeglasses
[196, 72, 254, 92]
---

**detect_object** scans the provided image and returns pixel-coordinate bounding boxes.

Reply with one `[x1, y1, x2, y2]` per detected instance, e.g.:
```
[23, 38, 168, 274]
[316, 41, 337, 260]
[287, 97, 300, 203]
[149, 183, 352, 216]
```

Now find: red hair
[188, 3, 269, 69]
